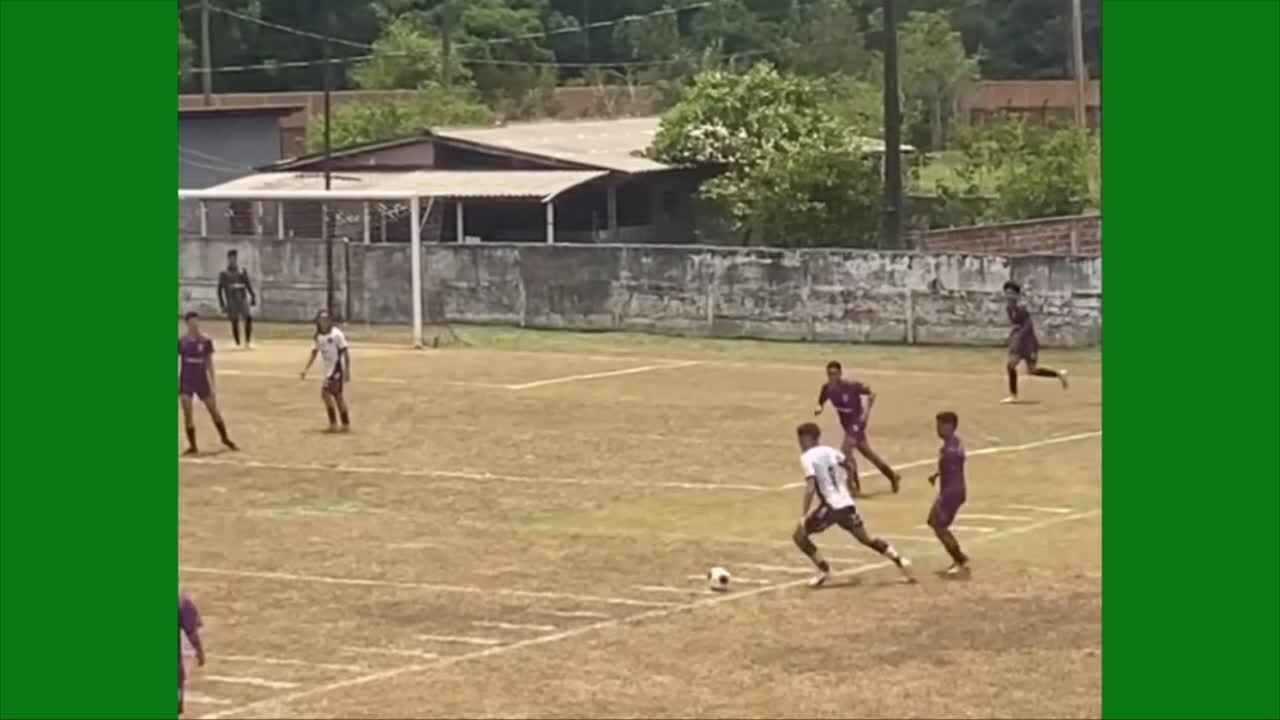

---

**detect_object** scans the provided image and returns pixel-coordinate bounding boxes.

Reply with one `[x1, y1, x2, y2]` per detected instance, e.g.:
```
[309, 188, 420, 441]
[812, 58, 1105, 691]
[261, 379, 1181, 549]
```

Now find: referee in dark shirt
[217, 249, 257, 348]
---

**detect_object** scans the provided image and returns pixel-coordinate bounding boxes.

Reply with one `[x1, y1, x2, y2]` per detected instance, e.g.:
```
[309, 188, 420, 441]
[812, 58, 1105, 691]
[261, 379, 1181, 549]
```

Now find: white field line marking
[503, 361, 702, 390]
[472, 620, 558, 632]
[203, 675, 299, 690]
[202, 508, 1100, 720]
[634, 584, 697, 594]
[220, 369, 408, 385]
[684, 575, 770, 586]
[917, 524, 995, 533]
[179, 566, 678, 609]
[180, 457, 777, 493]
[416, 634, 502, 646]
[186, 692, 232, 706]
[875, 534, 941, 544]
[958, 513, 1031, 522]
[341, 646, 438, 660]
[1006, 503, 1074, 514]
[738, 563, 813, 576]
[779, 430, 1102, 490]
[533, 609, 611, 620]
[190, 653, 366, 672]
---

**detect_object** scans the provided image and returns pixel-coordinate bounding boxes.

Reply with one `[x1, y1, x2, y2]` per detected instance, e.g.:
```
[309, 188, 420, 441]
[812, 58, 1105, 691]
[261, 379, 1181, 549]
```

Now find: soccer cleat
[808, 571, 832, 588]
[1001, 396, 1018, 404]
[889, 473, 902, 494]
[944, 563, 971, 578]
[221, 439, 239, 451]
[1059, 369, 1070, 390]
[895, 556, 916, 582]
[182, 447, 198, 456]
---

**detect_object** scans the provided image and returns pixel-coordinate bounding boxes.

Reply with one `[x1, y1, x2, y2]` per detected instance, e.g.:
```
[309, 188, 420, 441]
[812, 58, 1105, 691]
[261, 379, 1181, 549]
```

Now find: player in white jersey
[793, 422, 913, 587]
[300, 310, 351, 432]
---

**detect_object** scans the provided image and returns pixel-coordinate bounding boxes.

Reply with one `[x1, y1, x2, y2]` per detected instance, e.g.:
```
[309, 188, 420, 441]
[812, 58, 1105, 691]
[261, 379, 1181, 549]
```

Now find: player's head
[184, 311, 200, 333]
[796, 421, 822, 450]
[935, 410, 959, 439]
[825, 360, 843, 383]
[226, 249, 238, 268]
[315, 309, 332, 333]
[1002, 280, 1022, 301]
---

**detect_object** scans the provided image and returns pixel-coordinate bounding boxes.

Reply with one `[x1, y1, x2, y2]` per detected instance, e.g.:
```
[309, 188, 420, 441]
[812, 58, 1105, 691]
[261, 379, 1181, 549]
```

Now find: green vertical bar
[1103, 1, 1280, 718]
[0, 1, 174, 717]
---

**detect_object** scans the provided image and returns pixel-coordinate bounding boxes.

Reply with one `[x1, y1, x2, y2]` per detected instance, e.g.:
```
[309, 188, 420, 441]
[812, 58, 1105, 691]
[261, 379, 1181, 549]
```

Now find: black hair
[227, 249, 238, 257]
[825, 360, 842, 372]
[184, 311, 199, 321]
[936, 411, 959, 427]
[796, 422, 822, 440]
[1002, 280, 1022, 294]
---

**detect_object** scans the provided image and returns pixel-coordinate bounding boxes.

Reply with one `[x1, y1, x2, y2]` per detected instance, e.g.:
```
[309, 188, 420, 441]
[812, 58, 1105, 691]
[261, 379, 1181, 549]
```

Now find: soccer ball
[707, 566, 732, 592]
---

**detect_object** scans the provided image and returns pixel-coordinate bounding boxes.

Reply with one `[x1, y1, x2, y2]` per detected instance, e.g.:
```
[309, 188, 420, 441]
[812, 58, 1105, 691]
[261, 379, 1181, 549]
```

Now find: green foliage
[779, 0, 872, 78]
[350, 17, 470, 89]
[940, 116, 1096, 222]
[178, 20, 196, 81]
[307, 83, 494, 151]
[651, 64, 883, 246]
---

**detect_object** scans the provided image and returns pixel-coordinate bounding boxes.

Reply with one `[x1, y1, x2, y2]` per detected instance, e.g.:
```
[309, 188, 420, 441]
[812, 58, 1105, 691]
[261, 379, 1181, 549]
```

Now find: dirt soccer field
[179, 324, 1102, 719]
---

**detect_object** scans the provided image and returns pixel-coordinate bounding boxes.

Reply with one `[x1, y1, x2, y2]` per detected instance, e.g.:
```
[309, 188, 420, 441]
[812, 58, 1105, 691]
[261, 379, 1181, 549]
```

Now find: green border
[1103, 1, 1279, 719]
[0, 2, 174, 718]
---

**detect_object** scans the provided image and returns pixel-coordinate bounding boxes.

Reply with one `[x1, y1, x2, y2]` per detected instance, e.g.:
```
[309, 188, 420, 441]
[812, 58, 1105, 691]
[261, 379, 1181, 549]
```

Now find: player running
[178, 592, 205, 716]
[1002, 281, 1068, 403]
[815, 361, 902, 495]
[927, 411, 970, 577]
[178, 312, 238, 455]
[792, 422, 913, 587]
[217, 249, 257, 349]
[301, 310, 351, 433]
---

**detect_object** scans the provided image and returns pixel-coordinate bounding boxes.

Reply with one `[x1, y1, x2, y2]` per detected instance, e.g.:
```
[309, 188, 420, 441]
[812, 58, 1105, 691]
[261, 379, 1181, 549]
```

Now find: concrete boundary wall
[179, 235, 1101, 347]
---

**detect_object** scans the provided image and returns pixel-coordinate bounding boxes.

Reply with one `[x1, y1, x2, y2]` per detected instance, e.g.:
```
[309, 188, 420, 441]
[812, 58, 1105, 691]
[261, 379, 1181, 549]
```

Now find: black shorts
[323, 372, 344, 396]
[804, 504, 862, 535]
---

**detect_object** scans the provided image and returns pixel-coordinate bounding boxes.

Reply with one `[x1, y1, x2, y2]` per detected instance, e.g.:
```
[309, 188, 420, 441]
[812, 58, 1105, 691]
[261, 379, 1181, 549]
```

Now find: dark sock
[1031, 367, 1058, 378]
[244, 316, 254, 344]
[339, 409, 350, 426]
[815, 558, 831, 573]
[230, 318, 241, 345]
[185, 426, 197, 449]
[214, 420, 230, 442]
[326, 406, 337, 425]
[1007, 366, 1018, 395]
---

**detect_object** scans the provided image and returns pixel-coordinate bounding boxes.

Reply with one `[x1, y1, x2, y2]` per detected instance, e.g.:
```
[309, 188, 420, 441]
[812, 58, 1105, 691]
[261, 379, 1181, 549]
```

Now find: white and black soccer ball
[707, 566, 732, 592]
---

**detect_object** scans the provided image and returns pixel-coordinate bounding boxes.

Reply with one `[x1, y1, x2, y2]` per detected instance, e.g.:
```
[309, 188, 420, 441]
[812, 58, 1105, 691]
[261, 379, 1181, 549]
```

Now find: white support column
[362, 202, 371, 244]
[544, 202, 555, 244]
[455, 201, 465, 243]
[606, 184, 618, 243]
[199, 201, 208, 237]
[409, 195, 424, 348]
[276, 203, 285, 239]
[254, 201, 264, 236]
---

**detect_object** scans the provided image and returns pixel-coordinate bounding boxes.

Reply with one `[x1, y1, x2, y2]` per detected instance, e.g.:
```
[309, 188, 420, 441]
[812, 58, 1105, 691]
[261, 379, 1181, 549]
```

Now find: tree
[941, 116, 1096, 222]
[179, 20, 196, 82]
[350, 17, 470, 89]
[651, 64, 884, 246]
[309, 82, 494, 151]
[779, 0, 872, 78]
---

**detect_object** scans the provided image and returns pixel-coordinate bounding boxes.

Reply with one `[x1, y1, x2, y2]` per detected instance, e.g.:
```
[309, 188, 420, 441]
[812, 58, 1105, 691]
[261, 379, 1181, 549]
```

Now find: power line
[179, 145, 254, 171]
[208, 6, 374, 51]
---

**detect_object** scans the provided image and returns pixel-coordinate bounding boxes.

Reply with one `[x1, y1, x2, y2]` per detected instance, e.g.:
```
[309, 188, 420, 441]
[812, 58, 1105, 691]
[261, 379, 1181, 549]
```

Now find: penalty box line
[200, 507, 1100, 720]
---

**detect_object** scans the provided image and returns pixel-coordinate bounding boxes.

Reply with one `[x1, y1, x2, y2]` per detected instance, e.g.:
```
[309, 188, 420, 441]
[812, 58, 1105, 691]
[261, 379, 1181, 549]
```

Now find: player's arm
[337, 331, 350, 380]
[814, 386, 827, 415]
[206, 354, 217, 394]
[243, 270, 257, 306]
[858, 384, 876, 425]
[301, 347, 318, 379]
[185, 620, 206, 667]
[1010, 306, 1031, 341]
[801, 475, 817, 519]
[216, 272, 228, 311]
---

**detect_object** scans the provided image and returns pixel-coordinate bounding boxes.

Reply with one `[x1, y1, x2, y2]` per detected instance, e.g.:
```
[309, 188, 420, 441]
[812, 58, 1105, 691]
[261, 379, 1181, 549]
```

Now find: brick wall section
[916, 214, 1101, 256]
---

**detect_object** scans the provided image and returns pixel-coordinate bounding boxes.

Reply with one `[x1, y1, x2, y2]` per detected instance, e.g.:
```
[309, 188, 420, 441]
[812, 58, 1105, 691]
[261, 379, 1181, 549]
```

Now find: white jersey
[315, 327, 348, 377]
[800, 445, 854, 510]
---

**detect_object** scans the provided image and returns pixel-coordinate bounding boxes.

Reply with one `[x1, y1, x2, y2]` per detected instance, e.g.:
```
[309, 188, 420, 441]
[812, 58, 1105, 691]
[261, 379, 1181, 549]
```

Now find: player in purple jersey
[1002, 281, 1069, 403]
[927, 411, 970, 577]
[178, 592, 205, 715]
[815, 361, 902, 495]
[178, 312, 238, 455]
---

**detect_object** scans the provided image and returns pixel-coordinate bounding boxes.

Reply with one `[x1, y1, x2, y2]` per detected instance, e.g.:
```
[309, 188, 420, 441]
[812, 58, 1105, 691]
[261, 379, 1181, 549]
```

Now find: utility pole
[323, 36, 335, 316]
[881, 0, 903, 249]
[200, 0, 213, 105]
[440, 1, 454, 87]
[1070, 0, 1088, 129]
[583, 0, 591, 65]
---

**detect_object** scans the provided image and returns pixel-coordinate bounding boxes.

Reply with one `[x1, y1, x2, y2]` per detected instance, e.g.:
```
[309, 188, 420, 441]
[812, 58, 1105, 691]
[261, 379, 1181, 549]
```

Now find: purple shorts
[179, 375, 211, 400]
[842, 425, 868, 447]
[928, 494, 966, 529]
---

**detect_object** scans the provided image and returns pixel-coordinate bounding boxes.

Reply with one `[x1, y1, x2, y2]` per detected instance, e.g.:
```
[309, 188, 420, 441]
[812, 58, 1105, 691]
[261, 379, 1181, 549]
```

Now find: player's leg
[854, 434, 902, 492]
[1026, 357, 1069, 389]
[792, 513, 834, 587]
[1003, 353, 1021, 403]
[321, 386, 339, 432]
[332, 382, 350, 431]
[842, 513, 914, 581]
[180, 395, 198, 455]
[242, 310, 254, 348]
[228, 311, 242, 347]
[927, 499, 970, 576]
[200, 395, 238, 450]
[840, 434, 863, 496]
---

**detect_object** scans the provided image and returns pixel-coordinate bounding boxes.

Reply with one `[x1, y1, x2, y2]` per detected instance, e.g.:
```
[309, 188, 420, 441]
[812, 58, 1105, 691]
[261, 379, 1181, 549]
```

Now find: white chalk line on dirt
[504, 361, 703, 390]
[200, 508, 1100, 720]
[533, 609, 612, 620]
[219, 369, 409, 385]
[778, 430, 1102, 490]
[186, 692, 232, 706]
[180, 456, 780, 493]
[1006, 503, 1074, 514]
[203, 675, 300, 690]
[341, 646, 438, 660]
[472, 620, 559, 632]
[179, 566, 678, 609]
[188, 652, 366, 673]
[416, 634, 502, 646]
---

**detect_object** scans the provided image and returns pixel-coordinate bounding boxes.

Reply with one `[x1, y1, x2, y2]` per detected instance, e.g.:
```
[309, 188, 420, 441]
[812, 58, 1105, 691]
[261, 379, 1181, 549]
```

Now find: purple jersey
[819, 380, 870, 431]
[179, 594, 201, 681]
[178, 335, 214, 397]
[937, 436, 966, 498]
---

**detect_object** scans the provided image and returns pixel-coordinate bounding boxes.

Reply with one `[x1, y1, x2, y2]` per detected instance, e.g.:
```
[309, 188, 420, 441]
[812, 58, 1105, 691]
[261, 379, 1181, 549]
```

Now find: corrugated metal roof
[436, 117, 668, 174]
[194, 169, 608, 201]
